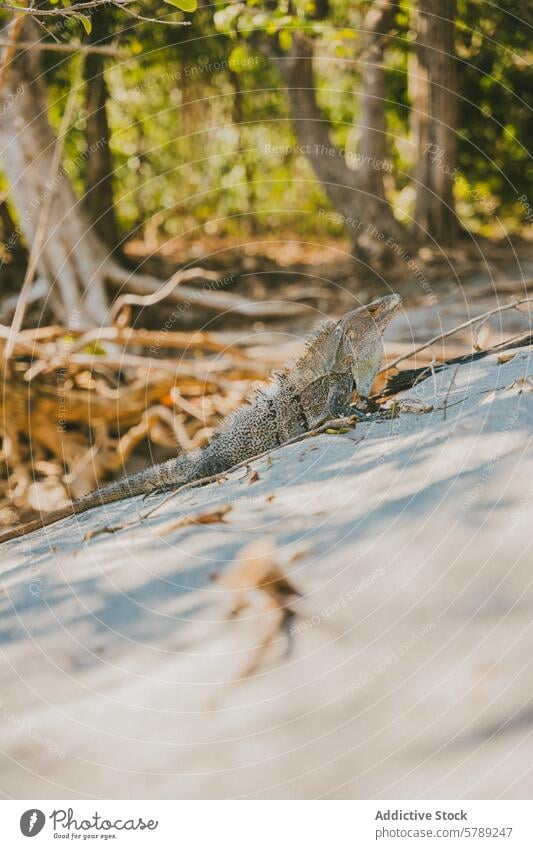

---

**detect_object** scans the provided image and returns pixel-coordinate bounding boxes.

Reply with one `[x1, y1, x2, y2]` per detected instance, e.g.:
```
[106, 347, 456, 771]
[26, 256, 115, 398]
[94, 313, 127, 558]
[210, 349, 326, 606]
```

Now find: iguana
[0, 294, 401, 543]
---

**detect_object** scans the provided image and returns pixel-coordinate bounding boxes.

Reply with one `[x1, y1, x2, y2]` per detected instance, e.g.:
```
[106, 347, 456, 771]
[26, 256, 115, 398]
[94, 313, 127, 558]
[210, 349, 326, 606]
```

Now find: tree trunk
[0, 19, 110, 327]
[412, 0, 458, 243]
[277, 34, 360, 222]
[83, 9, 119, 251]
[356, 1, 398, 212]
[269, 14, 404, 253]
[230, 68, 257, 235]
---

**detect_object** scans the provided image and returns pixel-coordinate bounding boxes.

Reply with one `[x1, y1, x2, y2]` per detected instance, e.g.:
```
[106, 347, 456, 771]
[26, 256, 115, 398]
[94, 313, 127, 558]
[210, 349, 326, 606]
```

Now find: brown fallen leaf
[219, 537, 300, 679]
[84, 524, 124, 541]
[248, 470, 260, 484]
[221, 538, 296, 596]
[157, 505, 232, 535]
[498, 352, 516, 364]
[516, 376, 533, 392]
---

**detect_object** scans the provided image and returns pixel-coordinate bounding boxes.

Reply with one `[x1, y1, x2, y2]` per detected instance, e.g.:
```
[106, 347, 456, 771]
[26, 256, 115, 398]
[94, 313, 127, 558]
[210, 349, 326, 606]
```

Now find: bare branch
[105, 262, 309, 319]
[119, 4, 192, 27]
[442, 365, 459, 421]
[380, 294, 533, 373]
[0, 0, 133, 17]
[0, 0, 191, 25]
[0, 37, 126, 57]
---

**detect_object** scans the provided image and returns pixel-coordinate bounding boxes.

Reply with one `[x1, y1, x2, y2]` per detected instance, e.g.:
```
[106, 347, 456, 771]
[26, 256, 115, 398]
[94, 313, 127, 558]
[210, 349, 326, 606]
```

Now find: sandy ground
[0, 342, 532, 799]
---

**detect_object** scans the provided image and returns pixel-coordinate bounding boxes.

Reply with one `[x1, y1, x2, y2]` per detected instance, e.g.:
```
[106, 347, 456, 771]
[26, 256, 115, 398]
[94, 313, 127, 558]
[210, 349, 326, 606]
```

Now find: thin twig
[33, 14, 61, 44]
[374, 330, 533, 401]
[0, 325, 46, 358]
[105, 261, 307, 318]
[428, 348, 438, 398]
[0, 0, 133, 17]
[22, 350, 261, 383]
[68, 325, 251, 360]
[109, 266, 222, 324]
[442, 366, 459, 421]
[0, 38, 126, 57]
[119, 5, 192, 26]
[141, 416, 360, 521]
[379, 295, 533, 374]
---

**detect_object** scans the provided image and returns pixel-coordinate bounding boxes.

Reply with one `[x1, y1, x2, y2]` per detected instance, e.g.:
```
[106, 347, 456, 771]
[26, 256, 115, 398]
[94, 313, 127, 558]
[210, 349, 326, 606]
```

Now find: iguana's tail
[0, 467, 170, 545]
[0, 504, 77, 544]
[0, 449, 212, 545]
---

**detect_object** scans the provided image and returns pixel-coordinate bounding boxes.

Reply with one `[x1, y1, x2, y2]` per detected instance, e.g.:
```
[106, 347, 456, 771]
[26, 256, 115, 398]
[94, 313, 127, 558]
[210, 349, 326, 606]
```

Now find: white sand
[0, 346, 532, 799]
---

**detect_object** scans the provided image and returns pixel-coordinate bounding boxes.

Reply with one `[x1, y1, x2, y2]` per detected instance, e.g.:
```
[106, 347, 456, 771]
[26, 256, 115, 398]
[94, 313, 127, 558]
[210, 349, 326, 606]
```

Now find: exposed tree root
[0, 322, 271, 529]
[104, 260, 308, 319]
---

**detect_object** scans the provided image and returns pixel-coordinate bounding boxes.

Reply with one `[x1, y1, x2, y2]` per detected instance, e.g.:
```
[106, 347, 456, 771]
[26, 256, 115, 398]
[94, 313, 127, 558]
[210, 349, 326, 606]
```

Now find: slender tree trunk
[277, 34, 359, 218]
[265, 6, 404, 253]
[0, 19, 110, 326]
[230, 68, 257, 235]
[83, 9, 119, 251]
[357, 0, 398, 210]
[412, 0, 458, 243]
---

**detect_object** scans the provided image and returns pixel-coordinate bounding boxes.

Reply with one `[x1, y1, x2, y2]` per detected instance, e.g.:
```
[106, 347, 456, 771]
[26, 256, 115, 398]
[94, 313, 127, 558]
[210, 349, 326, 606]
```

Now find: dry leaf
[221, 537, 297, 600]
[84, 524, 124, 541]
[515, 376, 533, 392]
[218, 537, 300, 679]
[158, 505, 232, 535]
[498, 352, 516, 364]
[248, 470, 260, 484]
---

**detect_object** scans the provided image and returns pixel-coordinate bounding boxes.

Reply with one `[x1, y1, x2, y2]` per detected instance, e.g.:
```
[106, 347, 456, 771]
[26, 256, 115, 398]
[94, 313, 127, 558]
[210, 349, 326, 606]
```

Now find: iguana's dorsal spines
[251, 319, 340, 389]
[302, 317, 338, 355]
[283, 317, 342, 380]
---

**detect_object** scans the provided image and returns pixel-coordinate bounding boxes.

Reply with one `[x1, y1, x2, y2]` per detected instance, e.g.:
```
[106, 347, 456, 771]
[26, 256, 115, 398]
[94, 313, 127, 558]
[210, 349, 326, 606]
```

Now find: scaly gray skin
[0, 294, 401, 543]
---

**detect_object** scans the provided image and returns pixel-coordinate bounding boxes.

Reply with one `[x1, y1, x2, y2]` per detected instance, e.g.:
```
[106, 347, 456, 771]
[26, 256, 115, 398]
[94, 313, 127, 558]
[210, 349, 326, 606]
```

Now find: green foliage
[75, 14, 92, 35]
[11, 0, 530, 241]
[456, 0, 533, 227]
[163, 0, 198, 11]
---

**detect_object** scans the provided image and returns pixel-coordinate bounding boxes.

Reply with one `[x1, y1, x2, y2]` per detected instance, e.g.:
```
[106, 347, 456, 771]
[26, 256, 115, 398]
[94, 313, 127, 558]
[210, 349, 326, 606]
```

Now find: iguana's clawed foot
[327, 404, 395, 426]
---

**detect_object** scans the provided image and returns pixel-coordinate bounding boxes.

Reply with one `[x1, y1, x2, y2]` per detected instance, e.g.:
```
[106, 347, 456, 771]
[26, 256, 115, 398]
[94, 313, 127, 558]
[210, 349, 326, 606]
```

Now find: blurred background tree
[0, 0, 531, 321]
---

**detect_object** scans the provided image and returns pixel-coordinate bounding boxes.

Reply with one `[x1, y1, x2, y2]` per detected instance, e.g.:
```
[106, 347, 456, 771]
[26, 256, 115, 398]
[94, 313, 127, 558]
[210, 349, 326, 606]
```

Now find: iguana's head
[337, 293, 402, 397]
[340, 293, 402, 339]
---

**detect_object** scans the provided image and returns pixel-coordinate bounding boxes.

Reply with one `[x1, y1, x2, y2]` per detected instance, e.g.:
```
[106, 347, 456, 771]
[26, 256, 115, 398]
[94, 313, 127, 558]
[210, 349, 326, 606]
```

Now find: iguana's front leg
[326, 374, 367, 420]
